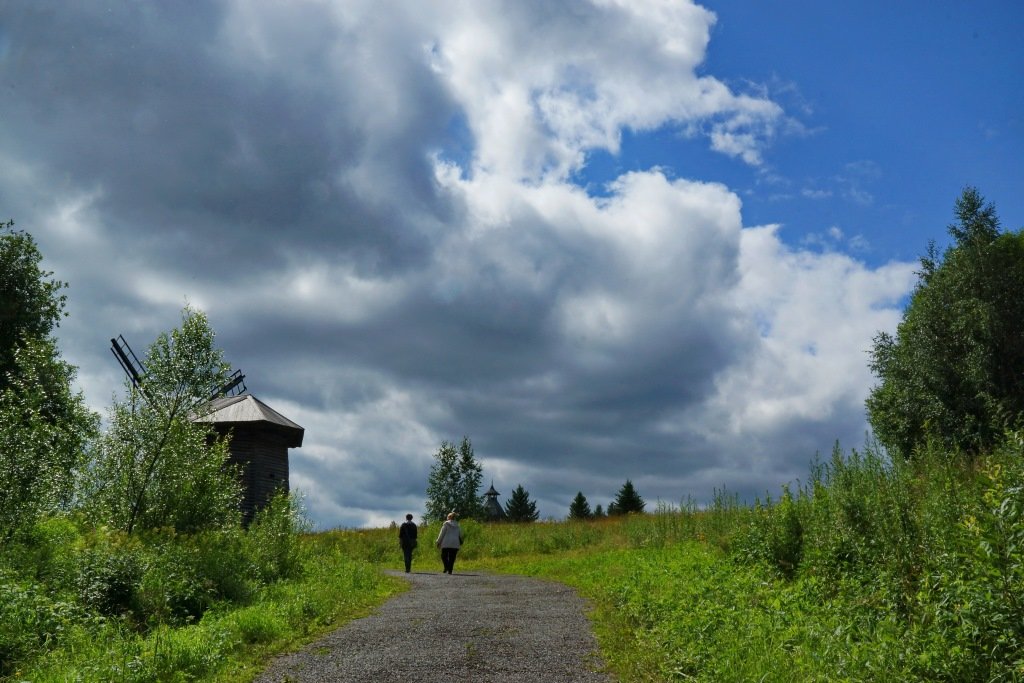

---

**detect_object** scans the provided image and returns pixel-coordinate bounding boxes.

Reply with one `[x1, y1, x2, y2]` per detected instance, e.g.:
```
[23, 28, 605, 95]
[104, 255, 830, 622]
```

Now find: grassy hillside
[3, 436, 1023, 681]
[439, 439, 1024, 681]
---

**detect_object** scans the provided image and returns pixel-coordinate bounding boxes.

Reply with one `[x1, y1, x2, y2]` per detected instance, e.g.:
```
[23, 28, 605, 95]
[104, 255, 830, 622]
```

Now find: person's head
[447, 511, 457, 521]
[405, 513, 413, 521]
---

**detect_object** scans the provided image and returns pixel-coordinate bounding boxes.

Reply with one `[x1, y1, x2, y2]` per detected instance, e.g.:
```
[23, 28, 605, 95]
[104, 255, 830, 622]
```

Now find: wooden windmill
[110, 335, 303, 522]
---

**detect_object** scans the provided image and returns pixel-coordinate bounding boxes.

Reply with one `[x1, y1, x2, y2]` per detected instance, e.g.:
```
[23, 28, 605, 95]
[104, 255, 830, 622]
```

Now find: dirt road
[254, 570, 614, 682]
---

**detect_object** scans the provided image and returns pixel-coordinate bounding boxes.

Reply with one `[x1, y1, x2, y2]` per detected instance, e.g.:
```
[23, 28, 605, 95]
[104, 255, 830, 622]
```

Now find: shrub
[740, 484, 805, 578]
[0, 571, 84, 676]
[74, 530, 146, 620]
[0, 515, 82, 592]
[244, 493, 310, 584]
[914, 433, 1024, 680]
[135, 540, 217, 626]
[800, 443, 923, 608]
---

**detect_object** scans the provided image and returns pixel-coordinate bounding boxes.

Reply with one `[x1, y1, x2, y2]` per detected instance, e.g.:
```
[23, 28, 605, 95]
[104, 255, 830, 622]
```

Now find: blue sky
[0, 1, 1021, 528]
[583, 1, 1023, 265]
[425, 0, 1024, 290]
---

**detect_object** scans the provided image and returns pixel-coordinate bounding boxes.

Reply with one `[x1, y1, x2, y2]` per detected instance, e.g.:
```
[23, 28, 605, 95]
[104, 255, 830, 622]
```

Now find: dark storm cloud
[1, 2, 458, 275]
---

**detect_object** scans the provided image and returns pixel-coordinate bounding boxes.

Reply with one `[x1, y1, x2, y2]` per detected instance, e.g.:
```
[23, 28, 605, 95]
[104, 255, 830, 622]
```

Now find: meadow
[3, 436, 1023, 682]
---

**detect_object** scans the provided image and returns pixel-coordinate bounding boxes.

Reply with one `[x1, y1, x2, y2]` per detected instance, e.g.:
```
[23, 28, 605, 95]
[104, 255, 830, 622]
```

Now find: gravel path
[254, 569, 614, 682]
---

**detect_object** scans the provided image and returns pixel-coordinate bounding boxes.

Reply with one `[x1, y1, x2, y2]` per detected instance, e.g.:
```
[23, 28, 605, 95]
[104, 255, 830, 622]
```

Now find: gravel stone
[254, 569, 614, 682]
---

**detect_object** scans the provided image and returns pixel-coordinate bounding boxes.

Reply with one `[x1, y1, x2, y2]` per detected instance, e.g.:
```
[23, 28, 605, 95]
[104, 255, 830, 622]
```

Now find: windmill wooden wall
[194, 395, 304, 523]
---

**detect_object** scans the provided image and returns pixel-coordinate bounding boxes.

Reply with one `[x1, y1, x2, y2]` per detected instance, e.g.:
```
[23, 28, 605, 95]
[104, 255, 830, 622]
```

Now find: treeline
[569, 480, 645, 519]
[0, 221, 308, 678]
[423, 435, 647, 523]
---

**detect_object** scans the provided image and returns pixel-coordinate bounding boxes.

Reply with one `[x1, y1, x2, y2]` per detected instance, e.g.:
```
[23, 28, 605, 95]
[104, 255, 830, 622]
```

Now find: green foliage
[0, 222, 99, 541]
[4, 524, 400, 682]
[726, 436, 1024, 680]
[743, 484, 806, 579]
[0, 221, 68, 387]
[450, 434, 1023, 681]
[914, 435, 1024, 680]
[74, 530, 147, 619]
[0, 569, 85, 678]
[741, 443, 915, 587]
[504, 484, 540, 522]
[568, 491, 592, 520]
[424, 436, 485, 522]
[610, 479, 645, 515]
[0, 226, 361, 681]
[0, 337, 98, 541]
[10, 439, 1023, 683]
[244, 492, 311, 584]
[80, 306, 242, 535]
[868, 187, 1024, 459]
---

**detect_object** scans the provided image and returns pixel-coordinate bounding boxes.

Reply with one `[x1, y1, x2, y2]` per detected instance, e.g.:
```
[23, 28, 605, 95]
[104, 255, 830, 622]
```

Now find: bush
[801, 443, 923, 610]
[739, 442, 924, 592]
[913, 433, 1024, 680]
[0, 571, 84, 676]
[0, 515, 82, 591]
[740, 484, 805, 579]
[135, 539, 217, 627]
[244, 493, 310, 584]
[74, 530, 146, 620]
[73, 526, 255, 628]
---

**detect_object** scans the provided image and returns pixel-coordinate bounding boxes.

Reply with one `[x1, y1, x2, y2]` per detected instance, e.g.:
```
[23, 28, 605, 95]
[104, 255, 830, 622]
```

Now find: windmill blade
[110, 335, 150, 401]
[208, 369, 247, 402]
[113, 333, 247, 411]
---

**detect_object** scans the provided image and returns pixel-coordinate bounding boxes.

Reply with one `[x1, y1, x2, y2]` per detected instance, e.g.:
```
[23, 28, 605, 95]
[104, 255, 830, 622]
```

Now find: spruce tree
[504, 484, 539, 522]
[610, 479, 645, 515]
[456, 436, 485, 519]
[568, 491, 592, 520]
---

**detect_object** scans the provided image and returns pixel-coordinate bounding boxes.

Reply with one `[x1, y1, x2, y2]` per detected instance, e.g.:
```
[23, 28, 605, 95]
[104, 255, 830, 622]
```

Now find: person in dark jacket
[398, 513, 418, 573]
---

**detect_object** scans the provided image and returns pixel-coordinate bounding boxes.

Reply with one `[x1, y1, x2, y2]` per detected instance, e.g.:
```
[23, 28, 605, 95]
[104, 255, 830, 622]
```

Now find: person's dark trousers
[402, 547, 413, 573]
[441, 548, 458, 574]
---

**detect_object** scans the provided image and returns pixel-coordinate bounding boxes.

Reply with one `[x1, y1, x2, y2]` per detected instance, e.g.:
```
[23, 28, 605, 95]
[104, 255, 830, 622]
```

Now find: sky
[1, 1, 1021, 528]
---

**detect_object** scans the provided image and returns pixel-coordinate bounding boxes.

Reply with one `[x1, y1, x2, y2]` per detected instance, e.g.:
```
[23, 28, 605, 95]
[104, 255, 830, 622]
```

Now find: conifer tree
[610, 479, 645, 515]
[568, 491, 592, 520]
[504, 484, 539, 522]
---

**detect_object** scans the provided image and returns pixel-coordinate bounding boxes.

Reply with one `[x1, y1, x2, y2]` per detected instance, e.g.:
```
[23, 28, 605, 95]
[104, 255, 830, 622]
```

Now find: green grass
[4, 436, 1024, 681]
[455, 438, 1024, 682]
[2, 531, 403, 683]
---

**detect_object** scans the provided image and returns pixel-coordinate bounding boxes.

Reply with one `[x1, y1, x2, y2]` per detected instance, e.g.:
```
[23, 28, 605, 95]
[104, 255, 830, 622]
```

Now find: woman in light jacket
[435, 511, 463, 574]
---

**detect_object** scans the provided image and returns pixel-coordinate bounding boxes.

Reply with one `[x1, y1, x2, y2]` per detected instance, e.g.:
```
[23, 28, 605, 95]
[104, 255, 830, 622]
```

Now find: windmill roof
[193, 395, 304, 445]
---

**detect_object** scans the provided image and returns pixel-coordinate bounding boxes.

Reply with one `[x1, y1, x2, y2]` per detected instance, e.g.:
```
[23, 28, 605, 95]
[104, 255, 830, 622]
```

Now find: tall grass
[4, 436, 1023, 681]
[0, 497, 403, 682]
[457, 435, 1024, 682]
